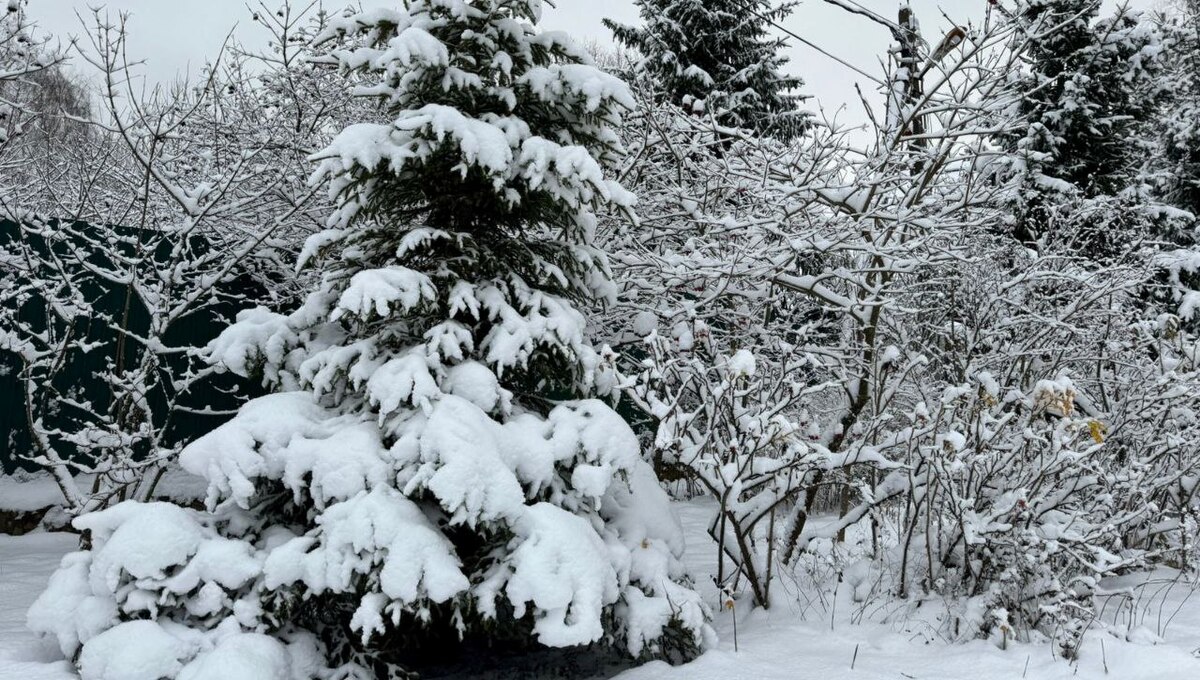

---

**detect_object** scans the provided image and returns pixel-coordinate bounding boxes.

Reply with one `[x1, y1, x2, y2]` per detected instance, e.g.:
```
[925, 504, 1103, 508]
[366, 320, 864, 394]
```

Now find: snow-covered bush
[591, 59, 843, 608]
[717, 7, 1199, 654]
[0, 3, 362, 511]
[625, 332, 825, 608]
[591, 6, 1200, 661]
[890, 375, 1151, 657]
[27, 1, 710, 676]
[853, 301, 1200, 657]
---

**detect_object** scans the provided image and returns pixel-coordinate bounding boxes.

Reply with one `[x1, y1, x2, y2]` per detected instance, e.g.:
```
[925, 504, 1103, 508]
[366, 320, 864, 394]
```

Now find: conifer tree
[998, 0, 1164, 259]
[1146, 1, 1200, 332]
[1155, 0, 1200, 218]
[605, 0, 808, 140]
[27, 2, 709, 677]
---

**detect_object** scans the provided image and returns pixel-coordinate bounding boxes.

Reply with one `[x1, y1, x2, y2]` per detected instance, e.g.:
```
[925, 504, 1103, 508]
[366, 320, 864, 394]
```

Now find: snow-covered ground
[0, 532, 79, 680]
[0, 469, 206, 514]
[621, 502, 1200, 680]
[3, 499, 1200, 680]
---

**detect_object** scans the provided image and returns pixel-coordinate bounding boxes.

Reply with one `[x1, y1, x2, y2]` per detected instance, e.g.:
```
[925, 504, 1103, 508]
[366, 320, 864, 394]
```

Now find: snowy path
[3, 508, 1200, 680]
[0, 532, 78, 679]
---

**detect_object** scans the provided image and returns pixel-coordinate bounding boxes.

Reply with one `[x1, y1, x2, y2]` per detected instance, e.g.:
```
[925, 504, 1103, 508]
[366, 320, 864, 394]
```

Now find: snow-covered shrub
[626, 333, 813, 608]
[803, 237, 1200, 656]
[860, 345, 1200, 656]
[592, 66, 843, 609]
[889, 376, 1131, 657]
[735, 9, 1200, 657]
[0, 4, 361, 512]
[27, 1, 711, 676]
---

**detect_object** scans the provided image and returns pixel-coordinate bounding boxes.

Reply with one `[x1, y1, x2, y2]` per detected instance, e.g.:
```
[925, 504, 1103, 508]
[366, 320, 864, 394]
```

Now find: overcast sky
[28, 0, 1158, 125]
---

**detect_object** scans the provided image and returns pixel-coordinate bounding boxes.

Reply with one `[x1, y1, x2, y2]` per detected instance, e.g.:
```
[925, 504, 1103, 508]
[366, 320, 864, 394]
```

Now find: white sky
[28, 0, 1158, 124]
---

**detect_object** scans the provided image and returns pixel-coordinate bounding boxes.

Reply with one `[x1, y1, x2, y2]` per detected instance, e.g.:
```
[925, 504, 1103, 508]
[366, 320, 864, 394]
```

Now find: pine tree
[605, 0, 808, 140]
[998, 0, 1164, 259]
[27, 2, 709, 676]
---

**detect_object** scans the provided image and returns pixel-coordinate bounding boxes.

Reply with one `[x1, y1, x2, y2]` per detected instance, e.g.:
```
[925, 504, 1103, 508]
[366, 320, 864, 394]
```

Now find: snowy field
[4, 499, 1199, 680]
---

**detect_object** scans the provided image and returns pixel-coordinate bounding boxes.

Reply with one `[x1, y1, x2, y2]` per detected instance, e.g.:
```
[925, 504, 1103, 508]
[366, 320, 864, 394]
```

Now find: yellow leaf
[1088, 420, 1107, 444]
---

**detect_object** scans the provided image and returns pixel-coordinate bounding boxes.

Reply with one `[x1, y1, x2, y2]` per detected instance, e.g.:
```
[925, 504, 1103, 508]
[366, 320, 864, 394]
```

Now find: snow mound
[78, 621, 195, 680]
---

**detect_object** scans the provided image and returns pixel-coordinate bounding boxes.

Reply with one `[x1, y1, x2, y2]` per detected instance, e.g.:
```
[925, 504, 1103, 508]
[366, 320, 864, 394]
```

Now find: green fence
[0, 219, 266, 473]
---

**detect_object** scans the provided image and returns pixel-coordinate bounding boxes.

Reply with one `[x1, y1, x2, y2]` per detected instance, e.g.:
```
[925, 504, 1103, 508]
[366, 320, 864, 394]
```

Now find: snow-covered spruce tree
[1147, 2, 1200, 332]
[604, 0, 808, 140]
[996, 0, 1165, 261]
[26, 1, 709, 677]
[1153, 1, 1200, 218]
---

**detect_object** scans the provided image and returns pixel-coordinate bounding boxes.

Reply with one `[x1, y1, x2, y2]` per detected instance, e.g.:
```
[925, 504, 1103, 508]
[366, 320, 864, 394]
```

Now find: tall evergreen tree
[1146, 1, 1200, 333]
[998, 0, 1164, 259]
[1155, 0, 1200, 218]
[26, 2, 709, 677]
[605, 0, 809, 140]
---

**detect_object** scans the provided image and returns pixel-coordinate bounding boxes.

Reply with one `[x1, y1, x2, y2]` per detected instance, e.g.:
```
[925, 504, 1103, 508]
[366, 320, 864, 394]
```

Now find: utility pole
[891, 5, 927, 143]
